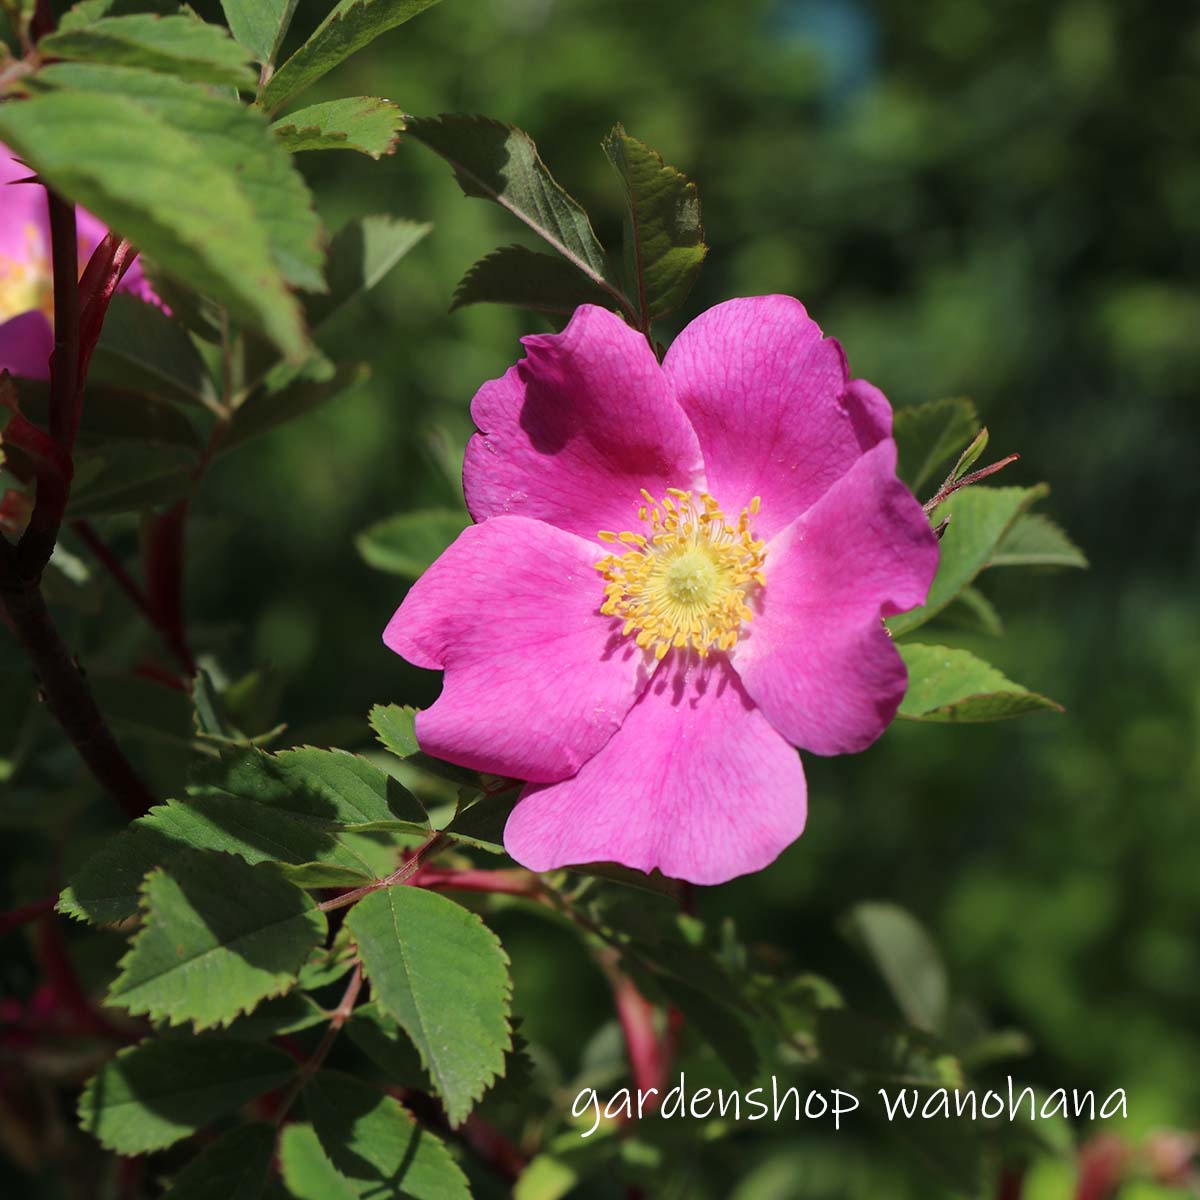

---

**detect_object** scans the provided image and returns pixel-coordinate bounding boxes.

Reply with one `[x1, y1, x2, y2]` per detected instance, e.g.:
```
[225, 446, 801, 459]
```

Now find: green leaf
[220, 0, 294, 63]
[443, 787, 520, 853]
[0, 89, 306, 357]
[990, 512, 1088, 568]
[39, 14, 256, 88]
[224, 992, 327, 1040]
[78, 1036, 294, 1154]
[273, 97, 402, 159]
[892, 397, 979, 493]
[67, 445, 196, 516]
[602, 124, 706, 325]
[355, 507, 468, 578]
[369, 703, 420, 759]
[262, 0, 446, 113]
[403, 113, 630, 318]
[451, 244, 618, 317]
[15, 377, 202, 449]
[307, 216, 430, 331]
[89, 293, 216, 408]
[939, 586, 1003, 637]
[304, 1071, 471, 1199]
[897, 643, 1063, 721]
[887, 484, 1047, 637]
[37, 63, 325, 294]
[161, 1122, 275, 1200]
[842, 902, 949, 1033]
[279, 1123, 359, 1200]
[345, 885, 512, 1125]
[106, 850, 326, 1028]
[951, 426, 989, 481]
[225, 360, 368, 450]
[344, 1001, 431, 1089]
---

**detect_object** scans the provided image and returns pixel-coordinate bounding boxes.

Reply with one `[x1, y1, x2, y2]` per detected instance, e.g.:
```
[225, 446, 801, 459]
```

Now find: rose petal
[662, 295, 890, 538]
[732, 439, 938, 755]
[463, 304, 704, 541]
[0, 311, 53, 380]
[0, 148, 49, 264]
[505, 657, 807, 885]
[384, 515, 648, 783]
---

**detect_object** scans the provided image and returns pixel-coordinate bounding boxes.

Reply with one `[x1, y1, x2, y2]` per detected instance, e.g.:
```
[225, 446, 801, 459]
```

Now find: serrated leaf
[89, 293, 216, 408]
[451, 243, 617, 317]
[78, 1036, 294, 1154]
[273, 97, 402, 159]
[404, 113, 631, 318]
[989, 512, 1087, 568]
[262, 0, 446, 113]
[306, 216, 430, 331]
[602, 124, 706, 325]
[345, 885, 511, 1125]
[220, 0, 294, 64]
[893, 397, 979, 493]
[305, 1071, 472, 1199]
[39, 13, 256, 87]
[443, 787, 520, 854]
[225, 360, 368, 450]
[369, 704, 420, 759]
[106, 850, 326, 1029]
[37, 63, 324, 293]
[355, 507, 468, 579]
[224, 991, 327, 1040]
[842, 902, 948, 1033]
[279, 1123, 359, 1200]
[897, 643, 1062, 721]
[161, 1122, 274, 1200]
[887, 484, 1047, 637]
[0, 90, 305, 357]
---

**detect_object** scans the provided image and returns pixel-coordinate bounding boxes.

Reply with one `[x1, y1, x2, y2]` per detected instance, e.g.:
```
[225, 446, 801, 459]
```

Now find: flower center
[595, 488, 767, 660]
[0, 224, 53, 324]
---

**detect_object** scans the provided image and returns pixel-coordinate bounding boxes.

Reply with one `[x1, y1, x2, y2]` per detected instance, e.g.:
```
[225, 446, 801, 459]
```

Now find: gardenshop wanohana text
[571, 1074, 1128, 1137]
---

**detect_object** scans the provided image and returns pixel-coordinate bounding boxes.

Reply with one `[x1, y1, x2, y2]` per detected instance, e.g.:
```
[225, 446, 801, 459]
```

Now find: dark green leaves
[355, 507, 468, 579]
[404, 113, 630, 318]
[39, 13, 256, 88]
[273, 97, 403, 159]
[161, 1123, 275, 1200]
[451, 243, 617, 317]
[302, 1072, 471, 1198]
[899, 644, 1062, 722]
[225, 360, 369, 450]
[106, 850, 326, 1028]
[602, 124, 706, 326]
[345, 885, 512, 1125]
[262, 0, 447, 114]
[79, 1036, 294, 1153]
[991, 512, 1088, 568]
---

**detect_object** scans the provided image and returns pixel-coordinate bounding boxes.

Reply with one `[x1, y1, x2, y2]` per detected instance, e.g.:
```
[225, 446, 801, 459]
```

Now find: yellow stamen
[594, 490, 766, 660]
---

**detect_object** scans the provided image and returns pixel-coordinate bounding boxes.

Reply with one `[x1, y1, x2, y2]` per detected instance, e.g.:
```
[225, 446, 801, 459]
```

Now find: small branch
[0, 894, 56, 937]
[0, 571, 155, 820]
[411, 867, 542, 897]
[46, 194, 78, 448]
[273, 964, 363, 1128]
[317, 834, 448, 913]
[923, 453, 1020, 515]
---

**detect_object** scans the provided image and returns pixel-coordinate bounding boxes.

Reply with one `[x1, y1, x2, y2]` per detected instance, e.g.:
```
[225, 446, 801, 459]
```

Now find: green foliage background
[2, 0, 1197, 1195]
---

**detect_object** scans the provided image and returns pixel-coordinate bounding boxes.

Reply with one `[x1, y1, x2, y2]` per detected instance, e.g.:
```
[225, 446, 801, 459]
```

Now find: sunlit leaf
[898, 643, 1062, 721]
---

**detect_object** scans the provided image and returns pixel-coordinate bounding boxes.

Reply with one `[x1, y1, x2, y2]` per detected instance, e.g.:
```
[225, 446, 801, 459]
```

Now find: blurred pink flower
[0, 144, 157, 380]
[385, 298, 938, 884]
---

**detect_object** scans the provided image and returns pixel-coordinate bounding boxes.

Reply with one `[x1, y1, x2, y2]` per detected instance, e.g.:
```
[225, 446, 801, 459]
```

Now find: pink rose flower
[385, 298, 938, 884]
[0, 143, 158, 380]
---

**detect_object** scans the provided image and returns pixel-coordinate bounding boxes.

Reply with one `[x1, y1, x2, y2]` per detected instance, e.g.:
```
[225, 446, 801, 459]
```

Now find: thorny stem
[272, 964, 363, 1129]
[317, 833, 448, 913]
[923, 453, 1020, 515]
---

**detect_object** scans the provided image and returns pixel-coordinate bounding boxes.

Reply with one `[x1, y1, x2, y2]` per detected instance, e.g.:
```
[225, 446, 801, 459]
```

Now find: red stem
[923, 453, 1020, 514]
[411, 867, 541, 897]
[598, 949, 668, 1108]
[0, 894, 56, 937]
